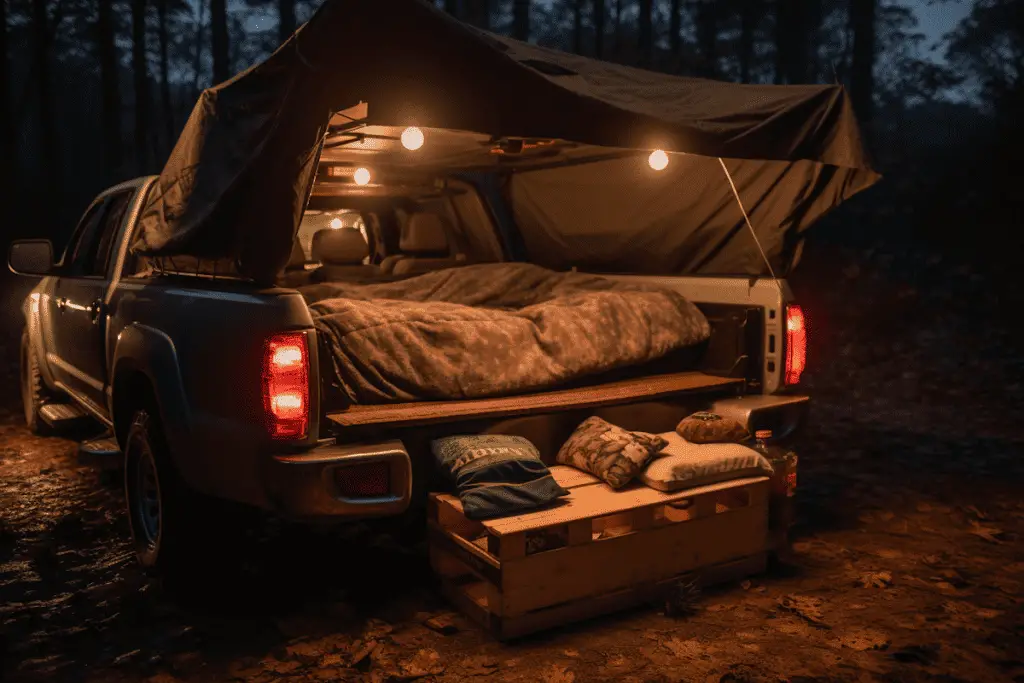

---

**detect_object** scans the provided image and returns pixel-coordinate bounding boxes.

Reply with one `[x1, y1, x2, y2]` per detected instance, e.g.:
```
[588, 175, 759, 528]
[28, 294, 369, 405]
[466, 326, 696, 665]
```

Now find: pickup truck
[9, 173, 809, 581]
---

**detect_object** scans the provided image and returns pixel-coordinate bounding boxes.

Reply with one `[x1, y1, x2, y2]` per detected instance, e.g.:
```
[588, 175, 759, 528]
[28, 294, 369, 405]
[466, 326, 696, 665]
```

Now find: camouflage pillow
[555, 416, 669, 489]
[675, 411, 750, 444]
[432, 434, 569, 520]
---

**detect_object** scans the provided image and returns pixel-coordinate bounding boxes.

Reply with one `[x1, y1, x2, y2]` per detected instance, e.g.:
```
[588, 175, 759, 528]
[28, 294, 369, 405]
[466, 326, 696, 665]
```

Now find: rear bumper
[707, 394, 809, 441]
[263, 439, 412, 520]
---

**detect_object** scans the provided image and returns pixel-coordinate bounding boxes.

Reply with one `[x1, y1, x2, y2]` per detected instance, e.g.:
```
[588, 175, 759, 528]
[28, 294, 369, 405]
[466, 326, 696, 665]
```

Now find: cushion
[431, 434, 569, 520]
[675, 411, 750, 444]
[555, 416, 668, 489]
[641, 431, 774, 492]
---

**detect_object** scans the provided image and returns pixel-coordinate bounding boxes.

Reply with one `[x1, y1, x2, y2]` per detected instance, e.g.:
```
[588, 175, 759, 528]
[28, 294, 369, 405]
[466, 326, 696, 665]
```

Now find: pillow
[641, 431, 774, 492]
[675, 411, 750, 444]
[555, 416, 668, 489]
[431, 435, 569, 520]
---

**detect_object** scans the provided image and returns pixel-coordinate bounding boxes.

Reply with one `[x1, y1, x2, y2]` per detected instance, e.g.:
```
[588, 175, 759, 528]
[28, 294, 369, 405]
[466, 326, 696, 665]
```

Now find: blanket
[299, 263, 711, 404]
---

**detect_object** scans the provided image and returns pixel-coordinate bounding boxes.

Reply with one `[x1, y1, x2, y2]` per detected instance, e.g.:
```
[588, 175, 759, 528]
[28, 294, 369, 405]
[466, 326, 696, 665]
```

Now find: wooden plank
[498, 490, 769, 616]
[567, 520, 593, 546]
[489, 533, 526, 561]
[426, 522, 502, 586]
[494, 553, 768, 640]
[328, 371, 741, 428]
[549, 466, 602, 490]
[479, 477, 770, 537]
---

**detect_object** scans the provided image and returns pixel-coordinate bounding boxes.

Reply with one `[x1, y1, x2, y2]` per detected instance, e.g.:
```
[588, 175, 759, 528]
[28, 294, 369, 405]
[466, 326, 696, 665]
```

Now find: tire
[20, 330, 53, 435]
[123, 407, 241, 592]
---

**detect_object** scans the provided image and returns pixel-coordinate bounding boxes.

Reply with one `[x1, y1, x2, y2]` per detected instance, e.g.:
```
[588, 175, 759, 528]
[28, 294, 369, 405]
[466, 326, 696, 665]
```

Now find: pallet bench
[428, 465, 770, 640]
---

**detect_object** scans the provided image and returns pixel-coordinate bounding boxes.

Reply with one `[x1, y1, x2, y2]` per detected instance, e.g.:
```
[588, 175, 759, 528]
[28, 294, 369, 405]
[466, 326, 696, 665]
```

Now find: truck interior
[270, 127, 777, 442]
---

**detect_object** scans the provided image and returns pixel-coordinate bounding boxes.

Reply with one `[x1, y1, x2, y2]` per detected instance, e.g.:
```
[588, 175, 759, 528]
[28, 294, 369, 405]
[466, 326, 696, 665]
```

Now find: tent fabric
[132, 0, 879, 284]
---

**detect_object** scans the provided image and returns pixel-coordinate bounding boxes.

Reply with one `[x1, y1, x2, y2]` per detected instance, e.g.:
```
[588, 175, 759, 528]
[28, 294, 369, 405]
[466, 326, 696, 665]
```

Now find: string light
[353, 168, 371, 185]
[329, 218, 343, 230]
[648, 150, 669, 171]
[401, 127, 425, 151]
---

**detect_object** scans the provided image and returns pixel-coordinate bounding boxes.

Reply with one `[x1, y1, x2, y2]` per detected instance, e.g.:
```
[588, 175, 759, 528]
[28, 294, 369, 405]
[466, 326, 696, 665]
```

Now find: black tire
[20, 330, 53, 435]
[123, 407, 241, 593]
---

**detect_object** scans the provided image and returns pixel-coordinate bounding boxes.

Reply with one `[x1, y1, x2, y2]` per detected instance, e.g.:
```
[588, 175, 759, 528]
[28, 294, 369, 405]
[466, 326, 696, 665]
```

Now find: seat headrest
[400, 213, 449, 254]
[286, 237, 306, 270]
[312, 228, 369, 265]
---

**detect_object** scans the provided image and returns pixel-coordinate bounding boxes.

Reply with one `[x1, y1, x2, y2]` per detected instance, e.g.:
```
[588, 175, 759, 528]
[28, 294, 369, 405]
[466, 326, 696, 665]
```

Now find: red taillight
[263, 332, 309, 439]
[784, 304, 807, 386]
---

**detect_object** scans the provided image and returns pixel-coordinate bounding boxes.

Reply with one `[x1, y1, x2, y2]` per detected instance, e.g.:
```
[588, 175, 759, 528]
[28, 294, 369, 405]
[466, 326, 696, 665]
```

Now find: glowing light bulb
[401, 126, 425, 151]
[353, 168, 371, 186]
[329, 217, 343, 230]
[648, 150, 669, 171]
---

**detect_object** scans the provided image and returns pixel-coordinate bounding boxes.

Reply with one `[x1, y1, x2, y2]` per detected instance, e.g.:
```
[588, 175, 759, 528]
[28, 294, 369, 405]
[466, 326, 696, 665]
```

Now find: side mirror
[8, 240, 55, 276]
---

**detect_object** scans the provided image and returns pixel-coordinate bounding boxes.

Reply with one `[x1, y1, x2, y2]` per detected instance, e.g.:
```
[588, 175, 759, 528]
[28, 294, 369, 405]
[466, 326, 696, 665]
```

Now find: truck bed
[326, 371, 742, 429]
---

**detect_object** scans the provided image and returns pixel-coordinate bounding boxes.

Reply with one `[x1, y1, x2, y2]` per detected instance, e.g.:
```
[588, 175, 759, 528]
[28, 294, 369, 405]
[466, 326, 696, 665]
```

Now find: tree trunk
[444, 0, 459, 18]
[776, 0, 820, 84]
[512, 0, 530, 41]
[739, 0, 757, 83]
[850, 0, 875, 126]
[638, 0, 652, 67]
[131, 0, 151, 172]
[278, 0, 296, 45]
[157, 0, 174, 150]
[669, 0, 682, 57]
[573, 0, 584, 54]
[464, 0, 489, 28]
[192, 0, 206, 94]
[613, 0, 622, 55]
[96, 0, 123, 175]
[695, 0, 719, 77]
[593, 0, 604, 58]
[211, 0, 230, 83]
[1, 0, 13, 191]
[31, 0, 58, 179]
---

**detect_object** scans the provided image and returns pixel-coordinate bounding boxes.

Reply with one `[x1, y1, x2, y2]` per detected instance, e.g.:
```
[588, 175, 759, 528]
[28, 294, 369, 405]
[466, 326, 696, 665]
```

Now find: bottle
[754, 429, 772, 455]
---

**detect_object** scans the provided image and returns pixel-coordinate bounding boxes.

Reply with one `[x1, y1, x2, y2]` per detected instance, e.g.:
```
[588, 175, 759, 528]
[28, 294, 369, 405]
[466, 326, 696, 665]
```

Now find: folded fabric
[431, 434, 569, 520]
[675, 411, 750, 444]
[641, 431, 774, 492]
[556, 416, 668, 489]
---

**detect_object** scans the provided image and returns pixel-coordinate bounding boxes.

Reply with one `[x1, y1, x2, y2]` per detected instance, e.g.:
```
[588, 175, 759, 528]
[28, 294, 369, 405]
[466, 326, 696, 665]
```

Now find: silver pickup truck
[10, 173, 808, 581]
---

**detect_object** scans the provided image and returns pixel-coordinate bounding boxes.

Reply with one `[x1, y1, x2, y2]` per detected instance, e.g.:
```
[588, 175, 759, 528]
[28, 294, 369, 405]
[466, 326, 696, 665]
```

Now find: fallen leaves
[840, 629, 891, 652]
[422, 613, 459, 635]
[967, 521, 1007, 544]
[858, 571, 893, 588]
[777, 595, 830, 629]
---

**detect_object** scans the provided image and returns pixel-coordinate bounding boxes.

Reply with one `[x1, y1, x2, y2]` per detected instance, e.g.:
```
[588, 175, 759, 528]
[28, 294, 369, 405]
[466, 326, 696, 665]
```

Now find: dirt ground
[1, 242, 1023, 683]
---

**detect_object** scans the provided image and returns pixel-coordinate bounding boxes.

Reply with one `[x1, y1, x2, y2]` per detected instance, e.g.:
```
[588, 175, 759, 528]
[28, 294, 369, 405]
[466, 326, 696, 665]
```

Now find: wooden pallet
[428, 466, 770, 640]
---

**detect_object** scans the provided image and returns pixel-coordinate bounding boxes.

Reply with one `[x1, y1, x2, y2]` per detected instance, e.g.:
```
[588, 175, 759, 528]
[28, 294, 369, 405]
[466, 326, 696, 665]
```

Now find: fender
[110, 323, 193, 464]
[23, 284, 59, 392]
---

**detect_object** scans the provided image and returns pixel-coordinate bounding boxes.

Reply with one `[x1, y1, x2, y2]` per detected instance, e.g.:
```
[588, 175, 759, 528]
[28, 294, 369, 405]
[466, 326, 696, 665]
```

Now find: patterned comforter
[298, 263, 711, 404]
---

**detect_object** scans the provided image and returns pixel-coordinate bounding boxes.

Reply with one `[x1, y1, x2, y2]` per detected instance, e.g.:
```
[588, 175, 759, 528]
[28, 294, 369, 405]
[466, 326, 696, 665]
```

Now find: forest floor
[1, 240, 1023, 683]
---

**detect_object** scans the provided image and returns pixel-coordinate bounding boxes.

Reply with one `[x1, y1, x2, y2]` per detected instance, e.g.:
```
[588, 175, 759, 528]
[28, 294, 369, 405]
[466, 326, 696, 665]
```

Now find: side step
[39, 402, 93, 430]
[78, 435, 122, 469]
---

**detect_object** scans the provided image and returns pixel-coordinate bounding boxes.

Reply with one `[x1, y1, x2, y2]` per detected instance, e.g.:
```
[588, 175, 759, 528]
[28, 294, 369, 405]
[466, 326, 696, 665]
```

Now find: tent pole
[717, 157, 781, 282]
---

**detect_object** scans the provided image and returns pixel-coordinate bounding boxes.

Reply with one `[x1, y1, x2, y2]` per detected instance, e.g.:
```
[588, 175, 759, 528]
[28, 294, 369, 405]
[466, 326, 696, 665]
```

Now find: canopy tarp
[133, 0, 880, 283]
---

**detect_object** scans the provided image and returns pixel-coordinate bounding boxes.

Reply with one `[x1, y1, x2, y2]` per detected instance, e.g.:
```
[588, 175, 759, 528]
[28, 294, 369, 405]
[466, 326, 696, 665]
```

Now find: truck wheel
[124, 407, 236, 590]
[20, 331, 53, 435]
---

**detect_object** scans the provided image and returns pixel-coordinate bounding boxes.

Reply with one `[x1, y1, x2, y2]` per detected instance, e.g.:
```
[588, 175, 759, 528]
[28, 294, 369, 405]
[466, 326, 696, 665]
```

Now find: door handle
[88, 299, 105, 324]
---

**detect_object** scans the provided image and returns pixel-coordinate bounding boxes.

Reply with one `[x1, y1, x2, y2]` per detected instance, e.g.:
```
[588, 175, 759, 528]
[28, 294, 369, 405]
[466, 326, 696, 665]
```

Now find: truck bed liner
[327, 371, 742, 429]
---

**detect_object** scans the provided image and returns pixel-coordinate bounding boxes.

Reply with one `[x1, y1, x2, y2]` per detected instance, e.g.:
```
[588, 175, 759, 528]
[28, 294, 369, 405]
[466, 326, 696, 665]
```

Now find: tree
[1, 0, 12, 190]
[512, 0, 530, 40]
[211, 0, 230, 83]
[464, 0, 489, 28]
[444, 0, 459, 18]
[694, 0, 720, 77]
[613, 0, 623, 55]
[738, 0, 760, 83]
[850, 0, 876, 125]
[573, 0, 584, 53]
[96, 0, 123, 175]
[278, 0, 296, 44]
[593, 0, 605, 57]
[156, 0, 175, 150]
[31, 0, 60, 180]
[638, 0, 652, 66]
[131, 0, 151, 171]
[668, 0, 682, 57]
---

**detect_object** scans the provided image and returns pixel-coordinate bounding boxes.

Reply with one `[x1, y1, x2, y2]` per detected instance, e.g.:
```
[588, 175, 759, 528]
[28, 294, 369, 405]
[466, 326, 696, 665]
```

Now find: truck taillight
[263, 332, 309, 439]
[784, 304, 806, 386]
